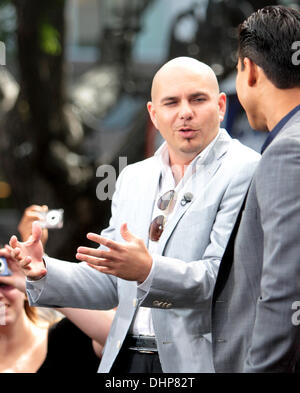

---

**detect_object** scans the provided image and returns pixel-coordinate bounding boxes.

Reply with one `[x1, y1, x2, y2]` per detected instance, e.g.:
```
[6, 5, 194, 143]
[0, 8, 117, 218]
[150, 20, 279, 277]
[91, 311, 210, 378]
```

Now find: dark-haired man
[212, 5, 300, 373]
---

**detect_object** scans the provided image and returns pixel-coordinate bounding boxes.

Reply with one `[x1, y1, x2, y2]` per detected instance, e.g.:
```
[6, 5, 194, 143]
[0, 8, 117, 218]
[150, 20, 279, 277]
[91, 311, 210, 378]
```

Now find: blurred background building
[0, 0, 298, 259]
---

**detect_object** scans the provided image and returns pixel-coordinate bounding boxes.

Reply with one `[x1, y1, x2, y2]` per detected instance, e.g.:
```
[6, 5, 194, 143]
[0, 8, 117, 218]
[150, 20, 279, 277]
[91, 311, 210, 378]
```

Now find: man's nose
[179, 102, 193, 120]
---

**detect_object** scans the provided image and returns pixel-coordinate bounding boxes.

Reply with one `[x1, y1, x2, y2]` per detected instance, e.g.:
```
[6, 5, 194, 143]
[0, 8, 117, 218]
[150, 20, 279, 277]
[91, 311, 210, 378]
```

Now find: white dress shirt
[130, 130, 221, 336]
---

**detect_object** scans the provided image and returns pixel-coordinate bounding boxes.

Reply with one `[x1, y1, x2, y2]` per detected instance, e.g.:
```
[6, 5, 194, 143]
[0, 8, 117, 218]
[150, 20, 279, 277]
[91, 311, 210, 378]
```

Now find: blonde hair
[24, 298, 39, 324]
[24, 297, 62, 327]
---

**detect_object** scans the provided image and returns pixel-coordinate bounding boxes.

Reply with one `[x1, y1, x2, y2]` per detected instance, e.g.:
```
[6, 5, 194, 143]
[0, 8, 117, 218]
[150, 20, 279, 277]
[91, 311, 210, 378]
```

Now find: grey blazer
[27, 129, 260, 373]
[212, 110, 300, 373]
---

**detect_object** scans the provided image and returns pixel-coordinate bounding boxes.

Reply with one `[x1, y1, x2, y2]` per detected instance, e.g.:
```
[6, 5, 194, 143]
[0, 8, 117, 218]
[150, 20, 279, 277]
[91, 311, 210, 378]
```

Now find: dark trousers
[110, 346, 163, 373]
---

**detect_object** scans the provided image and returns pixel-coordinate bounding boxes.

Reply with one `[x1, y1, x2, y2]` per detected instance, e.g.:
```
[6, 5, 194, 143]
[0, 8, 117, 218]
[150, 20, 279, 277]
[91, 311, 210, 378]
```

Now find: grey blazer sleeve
[25, 165, 128, 310]
[139, 158, 257, 309]
[244, 134, 300, 372]
[27, 258, 118, 310]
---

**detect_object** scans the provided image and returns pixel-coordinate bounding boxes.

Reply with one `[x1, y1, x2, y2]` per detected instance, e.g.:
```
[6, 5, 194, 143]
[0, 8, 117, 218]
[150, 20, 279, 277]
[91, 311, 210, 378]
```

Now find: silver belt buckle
[128, 335, 158, 353]
[128, 346, 156, 354]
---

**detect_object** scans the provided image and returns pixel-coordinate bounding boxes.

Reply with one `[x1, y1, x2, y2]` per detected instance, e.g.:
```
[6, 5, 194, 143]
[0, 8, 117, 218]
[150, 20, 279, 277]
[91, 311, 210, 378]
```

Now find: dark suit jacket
[212, 110, 300, 373]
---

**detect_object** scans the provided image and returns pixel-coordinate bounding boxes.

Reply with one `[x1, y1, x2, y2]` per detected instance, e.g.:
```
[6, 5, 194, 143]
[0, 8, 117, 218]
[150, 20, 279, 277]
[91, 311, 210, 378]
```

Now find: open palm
[9, 221, 47, 279]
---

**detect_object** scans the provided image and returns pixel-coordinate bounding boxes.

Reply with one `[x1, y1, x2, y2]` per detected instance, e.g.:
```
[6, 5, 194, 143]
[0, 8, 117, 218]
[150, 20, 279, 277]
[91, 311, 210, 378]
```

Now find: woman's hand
[18, 205, 49, 246]
[0, 246, 26, 293]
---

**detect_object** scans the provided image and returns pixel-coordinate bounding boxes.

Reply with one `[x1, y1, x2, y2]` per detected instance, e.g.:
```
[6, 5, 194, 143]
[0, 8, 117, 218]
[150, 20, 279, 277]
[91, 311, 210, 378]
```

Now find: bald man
[13, 57, 260, 373]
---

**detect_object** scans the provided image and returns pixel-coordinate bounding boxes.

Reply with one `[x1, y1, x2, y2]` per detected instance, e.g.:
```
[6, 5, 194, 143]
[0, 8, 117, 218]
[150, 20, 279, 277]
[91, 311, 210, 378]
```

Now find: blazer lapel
[157, 130, 231, 254]
[134, 158, 162, 245]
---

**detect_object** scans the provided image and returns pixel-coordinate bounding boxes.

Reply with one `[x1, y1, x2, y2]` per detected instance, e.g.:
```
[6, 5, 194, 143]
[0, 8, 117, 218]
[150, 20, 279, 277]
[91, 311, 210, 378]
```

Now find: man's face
[147, 66, 226, 165]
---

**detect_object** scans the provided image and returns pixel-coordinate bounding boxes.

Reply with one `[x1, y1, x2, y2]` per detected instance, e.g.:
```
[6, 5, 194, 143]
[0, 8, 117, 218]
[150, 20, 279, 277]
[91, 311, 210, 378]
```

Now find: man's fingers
[120, 223, 135, 242]
[20, 256, 47, 278]
[10, 247, 23, 261]
[87, 263, 114, 275]
[12, 247, 21, 259]
[31, 221, 42, 242]
[9, 235, 19, 249]
[86, 233, 123, 252]
[76, 252, 115, 268]
[1, 246, 11, 259]
[21, 256, 32, 268]
[0, 246, 12, 259]
[76, 246, 117, 261]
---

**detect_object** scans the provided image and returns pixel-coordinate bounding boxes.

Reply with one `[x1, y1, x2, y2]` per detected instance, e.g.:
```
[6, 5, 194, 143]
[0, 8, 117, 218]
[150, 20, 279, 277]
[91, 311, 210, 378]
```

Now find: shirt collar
[154, 128, 221, 171]
[261, 104, 300, 154]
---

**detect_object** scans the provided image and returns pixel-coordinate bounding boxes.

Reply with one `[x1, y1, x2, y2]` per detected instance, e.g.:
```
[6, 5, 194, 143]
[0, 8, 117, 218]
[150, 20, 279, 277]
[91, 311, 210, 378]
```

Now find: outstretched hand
[9, 221, 47, 280]
[76, 223, 153, 283]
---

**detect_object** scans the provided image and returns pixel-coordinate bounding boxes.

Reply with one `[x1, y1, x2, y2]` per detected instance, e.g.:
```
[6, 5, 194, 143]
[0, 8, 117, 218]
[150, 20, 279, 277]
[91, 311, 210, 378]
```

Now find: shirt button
[133, 298, 137, 307]
[116, 340, 121, 349]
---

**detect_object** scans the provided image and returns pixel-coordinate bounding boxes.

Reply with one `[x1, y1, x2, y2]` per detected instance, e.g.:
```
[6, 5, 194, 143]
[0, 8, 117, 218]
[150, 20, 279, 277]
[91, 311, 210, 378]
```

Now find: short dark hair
[238, 5, 300, 89]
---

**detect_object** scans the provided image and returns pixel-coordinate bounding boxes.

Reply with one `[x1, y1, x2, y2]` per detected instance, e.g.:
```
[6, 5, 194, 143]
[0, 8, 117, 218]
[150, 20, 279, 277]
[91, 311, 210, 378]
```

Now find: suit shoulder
[118, 156, 157, 179]
[229, 139, 261, 165]
[261, 120, 300, 161]
[220, 139, 261, 184]
[218, 129, 260, 165]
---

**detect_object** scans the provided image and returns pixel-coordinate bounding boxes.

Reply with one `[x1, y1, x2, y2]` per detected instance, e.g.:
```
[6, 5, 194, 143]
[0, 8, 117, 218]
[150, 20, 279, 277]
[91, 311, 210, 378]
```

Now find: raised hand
[9, 221, 47, 280]
[76, 223, 153, 282]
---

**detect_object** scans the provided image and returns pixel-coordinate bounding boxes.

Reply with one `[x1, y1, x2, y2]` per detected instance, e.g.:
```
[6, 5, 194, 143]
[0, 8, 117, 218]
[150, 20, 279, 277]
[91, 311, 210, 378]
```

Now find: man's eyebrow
[160, 96, 178, 103]
[160, 91, 208, 103]
[189, 91, 209, 98]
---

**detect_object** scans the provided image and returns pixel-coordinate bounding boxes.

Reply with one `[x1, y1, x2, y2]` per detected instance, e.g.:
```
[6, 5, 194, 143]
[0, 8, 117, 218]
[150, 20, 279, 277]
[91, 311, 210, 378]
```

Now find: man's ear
[243, 57, 258, 87]
[147, 101, 158, 129]
[218, 92, 227, 122]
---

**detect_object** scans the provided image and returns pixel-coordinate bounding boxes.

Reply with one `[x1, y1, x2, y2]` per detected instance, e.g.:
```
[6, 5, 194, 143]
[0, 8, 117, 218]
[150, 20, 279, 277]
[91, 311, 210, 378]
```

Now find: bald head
[146, 56, 227, 166]
[151, 57, 220, 102]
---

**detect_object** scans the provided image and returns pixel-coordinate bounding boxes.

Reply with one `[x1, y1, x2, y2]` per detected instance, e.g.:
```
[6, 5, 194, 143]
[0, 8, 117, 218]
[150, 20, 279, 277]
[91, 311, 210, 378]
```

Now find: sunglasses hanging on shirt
[149, 190, 175, 242]
[149, 190, 193, 241]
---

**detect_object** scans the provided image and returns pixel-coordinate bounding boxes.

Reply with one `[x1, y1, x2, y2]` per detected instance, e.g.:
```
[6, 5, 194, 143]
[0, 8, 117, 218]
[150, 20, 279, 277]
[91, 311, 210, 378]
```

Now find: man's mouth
[178, 127, 199, 138]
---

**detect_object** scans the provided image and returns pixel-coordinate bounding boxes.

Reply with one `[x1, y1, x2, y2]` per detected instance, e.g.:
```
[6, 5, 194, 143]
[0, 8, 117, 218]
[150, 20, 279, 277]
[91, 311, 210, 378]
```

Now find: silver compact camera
[39, 209, 64, 229]
[0, 257, 12, 276]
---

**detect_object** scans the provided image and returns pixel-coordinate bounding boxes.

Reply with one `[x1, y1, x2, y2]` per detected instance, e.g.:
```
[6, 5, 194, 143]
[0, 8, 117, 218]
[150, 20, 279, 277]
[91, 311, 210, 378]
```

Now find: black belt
[124, 335, 158, 353]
